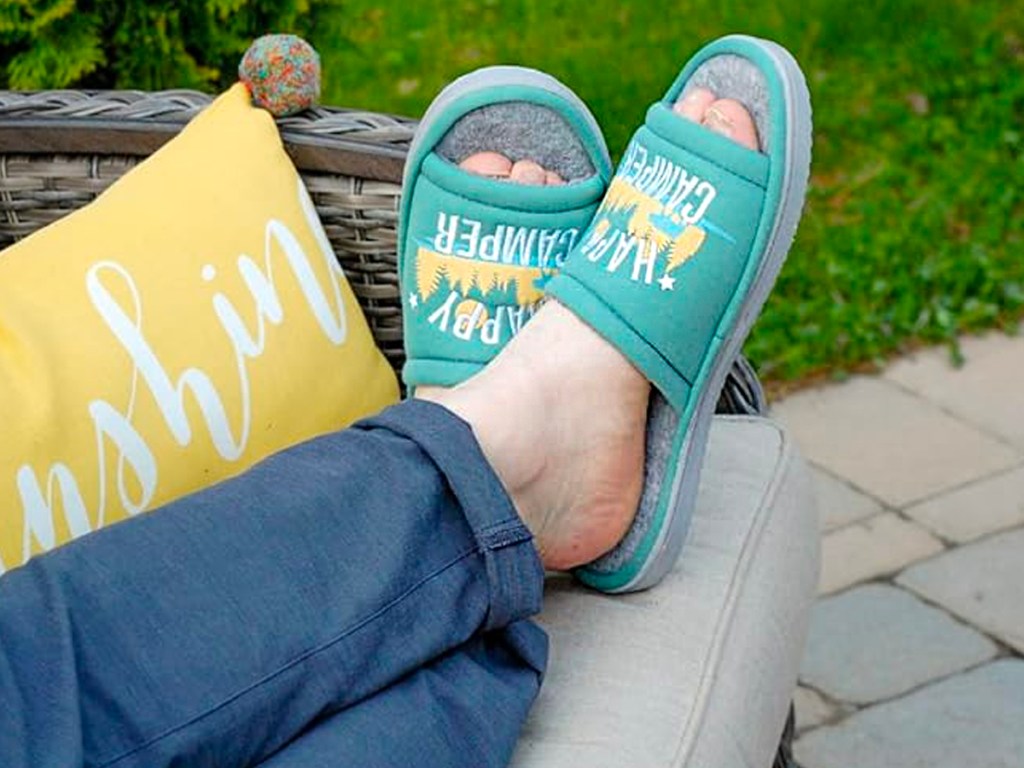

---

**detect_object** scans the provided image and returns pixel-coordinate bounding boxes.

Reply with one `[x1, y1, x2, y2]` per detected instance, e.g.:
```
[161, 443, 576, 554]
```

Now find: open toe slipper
[400, 66, 612, 389]
[546, 35, 813, 593]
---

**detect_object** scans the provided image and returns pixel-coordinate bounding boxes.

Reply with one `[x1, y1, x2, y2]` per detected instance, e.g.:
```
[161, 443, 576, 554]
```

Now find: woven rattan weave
[0, 89, 416, 371]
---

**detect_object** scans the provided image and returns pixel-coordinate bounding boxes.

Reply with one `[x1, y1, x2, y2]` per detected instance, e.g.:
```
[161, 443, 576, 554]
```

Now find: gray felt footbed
[587, 52, 773, 576]
[436, 101, 595, 181]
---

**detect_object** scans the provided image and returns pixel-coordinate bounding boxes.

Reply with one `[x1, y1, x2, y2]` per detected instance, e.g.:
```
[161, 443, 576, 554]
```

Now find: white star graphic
[658, 274, 676, 291]
[408, 292, 419, 308]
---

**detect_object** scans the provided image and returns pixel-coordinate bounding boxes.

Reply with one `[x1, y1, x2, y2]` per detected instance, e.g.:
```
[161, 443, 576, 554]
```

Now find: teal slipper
[546, 35, 813, 593]
[400, 66, 613, 389]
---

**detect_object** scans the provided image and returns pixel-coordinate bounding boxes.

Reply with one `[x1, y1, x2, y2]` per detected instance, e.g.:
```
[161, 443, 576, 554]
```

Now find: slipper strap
[546, 105, 771, 413]
[402, 157, 605, 388]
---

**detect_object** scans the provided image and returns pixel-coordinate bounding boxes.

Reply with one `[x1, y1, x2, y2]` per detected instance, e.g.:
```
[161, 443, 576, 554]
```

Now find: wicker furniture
[0, 89, 414, 373]
[0, 89, 805, 767]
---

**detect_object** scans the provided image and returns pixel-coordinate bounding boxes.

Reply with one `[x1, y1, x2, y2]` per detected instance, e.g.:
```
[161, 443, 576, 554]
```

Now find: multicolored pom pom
[239, 34, 321, 117]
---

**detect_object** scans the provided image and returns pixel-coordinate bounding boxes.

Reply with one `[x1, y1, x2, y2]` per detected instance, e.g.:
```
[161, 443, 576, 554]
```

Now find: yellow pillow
[0, 83, 399, 574]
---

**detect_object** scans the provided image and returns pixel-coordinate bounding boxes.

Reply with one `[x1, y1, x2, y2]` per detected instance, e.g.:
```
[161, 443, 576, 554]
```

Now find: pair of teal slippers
[399, 35, 812, 594]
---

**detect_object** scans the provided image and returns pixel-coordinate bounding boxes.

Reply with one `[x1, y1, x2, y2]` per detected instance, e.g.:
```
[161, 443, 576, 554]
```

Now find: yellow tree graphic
[600, 177, 707, 273]
[665, 225, 706, 274]
[415, 248, 547, 305]
[603, 177, 672, 251]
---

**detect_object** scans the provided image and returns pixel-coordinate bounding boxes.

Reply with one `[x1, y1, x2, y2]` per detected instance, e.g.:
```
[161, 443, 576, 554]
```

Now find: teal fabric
[546, 36, 797, 593]
[547, 116, 768, 412]
[403, 167, 603, 387]
[547, 114, 770, 592]
[662, 36, 792, 267]
[401, 85, 611, 389]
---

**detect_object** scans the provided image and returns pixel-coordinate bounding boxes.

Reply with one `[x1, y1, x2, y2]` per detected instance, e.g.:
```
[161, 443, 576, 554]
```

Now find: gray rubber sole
[608, 35, 813, 593]
[403, 65, 610, 194]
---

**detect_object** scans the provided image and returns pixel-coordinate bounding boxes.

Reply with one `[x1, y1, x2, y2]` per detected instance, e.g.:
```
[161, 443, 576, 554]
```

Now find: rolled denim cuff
[361, 399, 545, 631]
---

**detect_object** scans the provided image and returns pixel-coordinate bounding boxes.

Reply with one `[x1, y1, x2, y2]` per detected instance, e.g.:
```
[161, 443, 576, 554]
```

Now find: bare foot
[673, 86, 717, 121]
[509, 159, 547, 185]
[426, 95, 762, 570]
[458, 152, 567, 186]
[420, 302, 648, 569]
[673, 87, 760, 150]
[459, 151, 513, 178]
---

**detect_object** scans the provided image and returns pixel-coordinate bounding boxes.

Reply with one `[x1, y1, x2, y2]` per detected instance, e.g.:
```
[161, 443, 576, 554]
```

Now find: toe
[509, 159, 547, 185]
[702, 98, 759, 150]
[672, 86, 716, 122]
[545, 170, 566, 186]
[459, 151, 513, 178]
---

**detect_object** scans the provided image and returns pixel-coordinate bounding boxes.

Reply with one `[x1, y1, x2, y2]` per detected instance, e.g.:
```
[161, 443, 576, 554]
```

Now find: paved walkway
[770, 326, 1024, 767]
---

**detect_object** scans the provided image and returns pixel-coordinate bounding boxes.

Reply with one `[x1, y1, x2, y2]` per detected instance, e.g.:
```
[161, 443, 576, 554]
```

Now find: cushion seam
[670, 418, 793, 767]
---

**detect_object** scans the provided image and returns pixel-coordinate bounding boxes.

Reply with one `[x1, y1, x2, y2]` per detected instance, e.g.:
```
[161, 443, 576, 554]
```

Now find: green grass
[312, 0, 1024, 387]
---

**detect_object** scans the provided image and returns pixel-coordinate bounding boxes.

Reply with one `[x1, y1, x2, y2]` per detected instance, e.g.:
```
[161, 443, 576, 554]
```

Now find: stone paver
[795, 660, 1024, 768]
[811, 466, 883, 532]
[800, 584, 997, 704]
[771, 376, 1020, 507]
[898, 528, 1024, 653]
[794, 686, 840, 733]
[818, 513, 944, 594]
[885, 329, 1024, 450]
[778, 335, 1024, 768]
[905, 465, 1024, 543]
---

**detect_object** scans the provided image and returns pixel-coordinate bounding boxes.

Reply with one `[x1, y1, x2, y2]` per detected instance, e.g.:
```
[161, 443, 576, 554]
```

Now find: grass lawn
[313, 0, 1024, 389]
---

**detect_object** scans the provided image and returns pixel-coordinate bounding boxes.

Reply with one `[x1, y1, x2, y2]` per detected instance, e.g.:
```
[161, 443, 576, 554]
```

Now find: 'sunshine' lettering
[11, 180, 346, 568]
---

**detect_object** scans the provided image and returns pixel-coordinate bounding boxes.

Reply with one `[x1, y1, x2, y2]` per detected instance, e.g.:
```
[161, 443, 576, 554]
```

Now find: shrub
[0, 0, 343, 91]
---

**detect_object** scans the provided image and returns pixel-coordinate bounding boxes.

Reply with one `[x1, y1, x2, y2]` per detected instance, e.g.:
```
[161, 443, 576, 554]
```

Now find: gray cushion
[512, 416, 819, 768]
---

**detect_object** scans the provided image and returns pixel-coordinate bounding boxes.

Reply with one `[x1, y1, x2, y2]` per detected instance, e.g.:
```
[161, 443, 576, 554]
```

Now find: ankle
[416, 357, 552, 523]
[417, 299, 650, 570]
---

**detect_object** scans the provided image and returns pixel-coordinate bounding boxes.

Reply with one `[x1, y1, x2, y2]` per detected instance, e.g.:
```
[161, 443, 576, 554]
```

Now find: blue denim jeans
[0, 400, 547, 768]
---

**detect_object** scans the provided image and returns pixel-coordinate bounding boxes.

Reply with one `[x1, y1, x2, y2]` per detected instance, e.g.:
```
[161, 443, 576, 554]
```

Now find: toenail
[702, 105, 734, 137]
[510, 159, 547, 185]
[459, 151, 513, 178]
[705, 98, 760, 150]
[672, 87, 716, 122]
